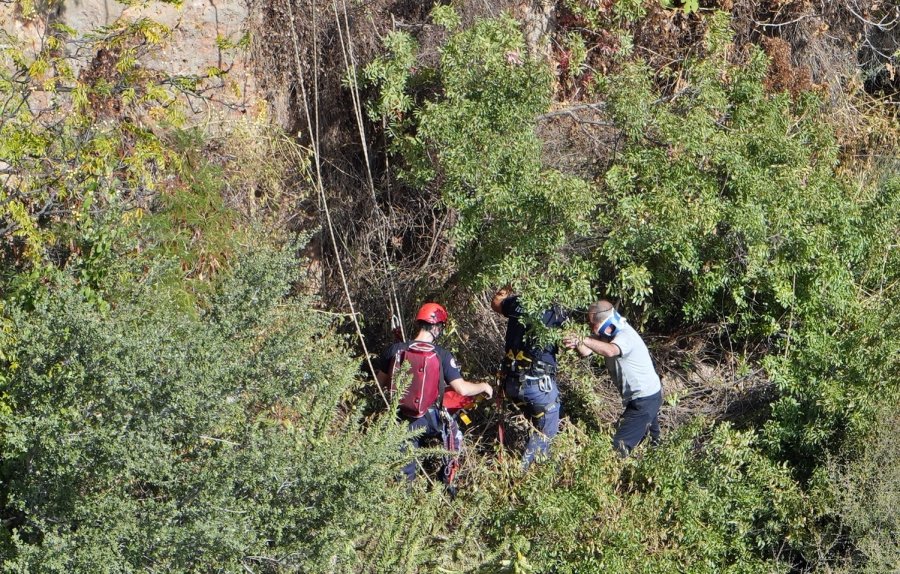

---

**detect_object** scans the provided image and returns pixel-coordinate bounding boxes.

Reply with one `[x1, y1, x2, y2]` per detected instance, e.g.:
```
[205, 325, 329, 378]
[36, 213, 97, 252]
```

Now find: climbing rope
[285, 2, 491, 525]
[284, 0, 389, 408]
[331, 0, 407, 342]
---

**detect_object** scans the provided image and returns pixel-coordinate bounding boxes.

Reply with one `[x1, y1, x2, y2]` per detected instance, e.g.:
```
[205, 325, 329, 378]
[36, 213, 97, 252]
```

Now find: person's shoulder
[376, 341, 406, 373]
[384, 340, 410, 355]
[614, 323, 644, 348]
[433, 344, 462, 371]
[623, 322, 646, 341]
[617, 322, 637, 336]
[500, 295, 522, 317]
[432, 343, 456, 360]
[542, 303, 568, 328]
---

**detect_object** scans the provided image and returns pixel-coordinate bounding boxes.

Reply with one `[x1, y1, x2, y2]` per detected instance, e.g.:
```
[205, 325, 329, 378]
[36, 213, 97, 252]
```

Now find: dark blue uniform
[499, 296, 567, 467]
[377, 340, 464, 482]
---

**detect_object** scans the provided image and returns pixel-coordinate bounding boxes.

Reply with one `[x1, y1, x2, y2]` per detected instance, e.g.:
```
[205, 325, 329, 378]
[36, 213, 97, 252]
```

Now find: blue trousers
[504, 373, 560, 468]
[612, 391, 661, 456]
[399, 408, 462, 483]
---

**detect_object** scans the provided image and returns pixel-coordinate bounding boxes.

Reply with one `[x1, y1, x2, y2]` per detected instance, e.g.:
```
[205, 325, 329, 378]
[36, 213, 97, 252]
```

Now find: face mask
[594, 309, 622, 338]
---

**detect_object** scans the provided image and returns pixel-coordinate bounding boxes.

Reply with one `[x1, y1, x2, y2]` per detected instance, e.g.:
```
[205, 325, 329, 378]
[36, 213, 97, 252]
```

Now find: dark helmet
[415, 302, 448, 324]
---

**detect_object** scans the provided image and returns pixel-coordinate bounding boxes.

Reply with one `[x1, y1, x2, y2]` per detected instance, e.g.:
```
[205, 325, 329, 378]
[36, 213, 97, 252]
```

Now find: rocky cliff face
[1, 0, 256, 118]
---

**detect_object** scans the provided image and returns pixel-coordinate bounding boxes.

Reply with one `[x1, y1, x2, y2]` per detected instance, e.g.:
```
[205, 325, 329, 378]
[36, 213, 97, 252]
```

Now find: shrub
[477, 420, 806, 573]
[0, 238, 421, 572]
[821, 404, 900, 573]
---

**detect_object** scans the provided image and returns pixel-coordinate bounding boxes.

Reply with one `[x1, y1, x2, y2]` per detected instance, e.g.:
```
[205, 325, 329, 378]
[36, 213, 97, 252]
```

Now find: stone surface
[0, 0, 257, 118]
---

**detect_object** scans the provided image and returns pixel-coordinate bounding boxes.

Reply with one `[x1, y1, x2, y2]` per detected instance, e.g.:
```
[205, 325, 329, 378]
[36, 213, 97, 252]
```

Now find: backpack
[390, 341, 445, 418]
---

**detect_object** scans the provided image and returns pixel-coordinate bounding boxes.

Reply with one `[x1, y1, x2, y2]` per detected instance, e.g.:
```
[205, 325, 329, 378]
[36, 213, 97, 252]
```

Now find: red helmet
[415, 302, 448, 324]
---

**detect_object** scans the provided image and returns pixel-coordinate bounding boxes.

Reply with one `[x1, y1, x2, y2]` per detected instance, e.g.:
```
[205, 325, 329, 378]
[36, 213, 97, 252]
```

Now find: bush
[822, 405, 900, 573]
[0, 239, 422, 572]
[365, 7, 596, 314]
[473, 419, 806, 573]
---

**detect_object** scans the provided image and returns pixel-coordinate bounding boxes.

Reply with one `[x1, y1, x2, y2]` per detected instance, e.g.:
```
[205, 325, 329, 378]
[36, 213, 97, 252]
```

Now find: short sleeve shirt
[602, 322, 662, 405]
[376, 340, 463, 383]
[500, 296, 567, 367]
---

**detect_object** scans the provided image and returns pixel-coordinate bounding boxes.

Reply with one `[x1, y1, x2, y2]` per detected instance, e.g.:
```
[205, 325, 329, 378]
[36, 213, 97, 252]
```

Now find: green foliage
[613, 0, 649, 22]
[660, 0, 700, 15]
[366, 11, 898, 570]
[563, 32, 589, 82]
[0, 237, 427, 572]
[363, 30, 421, 132]
[820, 405, 900, 573]
[599, 27, 858, 337]
[594, 14, 900, 466]
[0, 6, 895, 572]
[367, 7, 895, 360]
[0, 13, 450, 569]
[365, 7, 596, 316]
[564, 0, 648, 26]
[751, 170, 898, 469]
[761, 257, 900, 472]
[143, 130, 247, 284]
[476, 420, 805, 573]
[0, 16, 233, 274]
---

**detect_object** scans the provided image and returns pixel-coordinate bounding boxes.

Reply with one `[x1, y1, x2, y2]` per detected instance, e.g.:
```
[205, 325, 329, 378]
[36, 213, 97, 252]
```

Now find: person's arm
[448, 377, 493, 399]
[563, 332, 590, 356]
[563, 333, 621, 358]
[374, 345, 397, 386]
[439, 348, 493, 398]
[580, 336, 621, 358]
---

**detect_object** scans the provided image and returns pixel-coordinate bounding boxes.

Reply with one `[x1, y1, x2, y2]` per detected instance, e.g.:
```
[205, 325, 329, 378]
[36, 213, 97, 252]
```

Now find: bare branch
[537, 102, 608, 122]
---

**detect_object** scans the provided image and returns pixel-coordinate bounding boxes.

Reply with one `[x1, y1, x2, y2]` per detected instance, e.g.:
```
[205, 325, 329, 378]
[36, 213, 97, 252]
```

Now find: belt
[519, 374, 549, 387]
[507, 372, 555, 394]
[502, 358, 557, 376]
[533, 361, 557, 375]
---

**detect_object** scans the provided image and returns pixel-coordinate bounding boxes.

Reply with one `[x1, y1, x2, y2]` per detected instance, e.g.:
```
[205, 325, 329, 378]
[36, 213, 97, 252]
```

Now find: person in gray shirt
[563, 300, 662, 455]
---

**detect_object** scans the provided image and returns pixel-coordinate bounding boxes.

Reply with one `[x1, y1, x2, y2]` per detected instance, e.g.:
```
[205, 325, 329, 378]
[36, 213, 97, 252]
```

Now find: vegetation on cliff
[0, 1, 897, 571]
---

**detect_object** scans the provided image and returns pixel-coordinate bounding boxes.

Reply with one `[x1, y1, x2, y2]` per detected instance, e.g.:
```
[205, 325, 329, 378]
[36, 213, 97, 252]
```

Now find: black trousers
[612, 391, 661, 456]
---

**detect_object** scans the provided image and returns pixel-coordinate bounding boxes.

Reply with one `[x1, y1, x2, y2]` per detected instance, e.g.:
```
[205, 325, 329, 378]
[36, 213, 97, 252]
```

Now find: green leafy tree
[366, 7, 596, 316]
[592, 13, 900, 471]
[366, 9, 899, 569]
